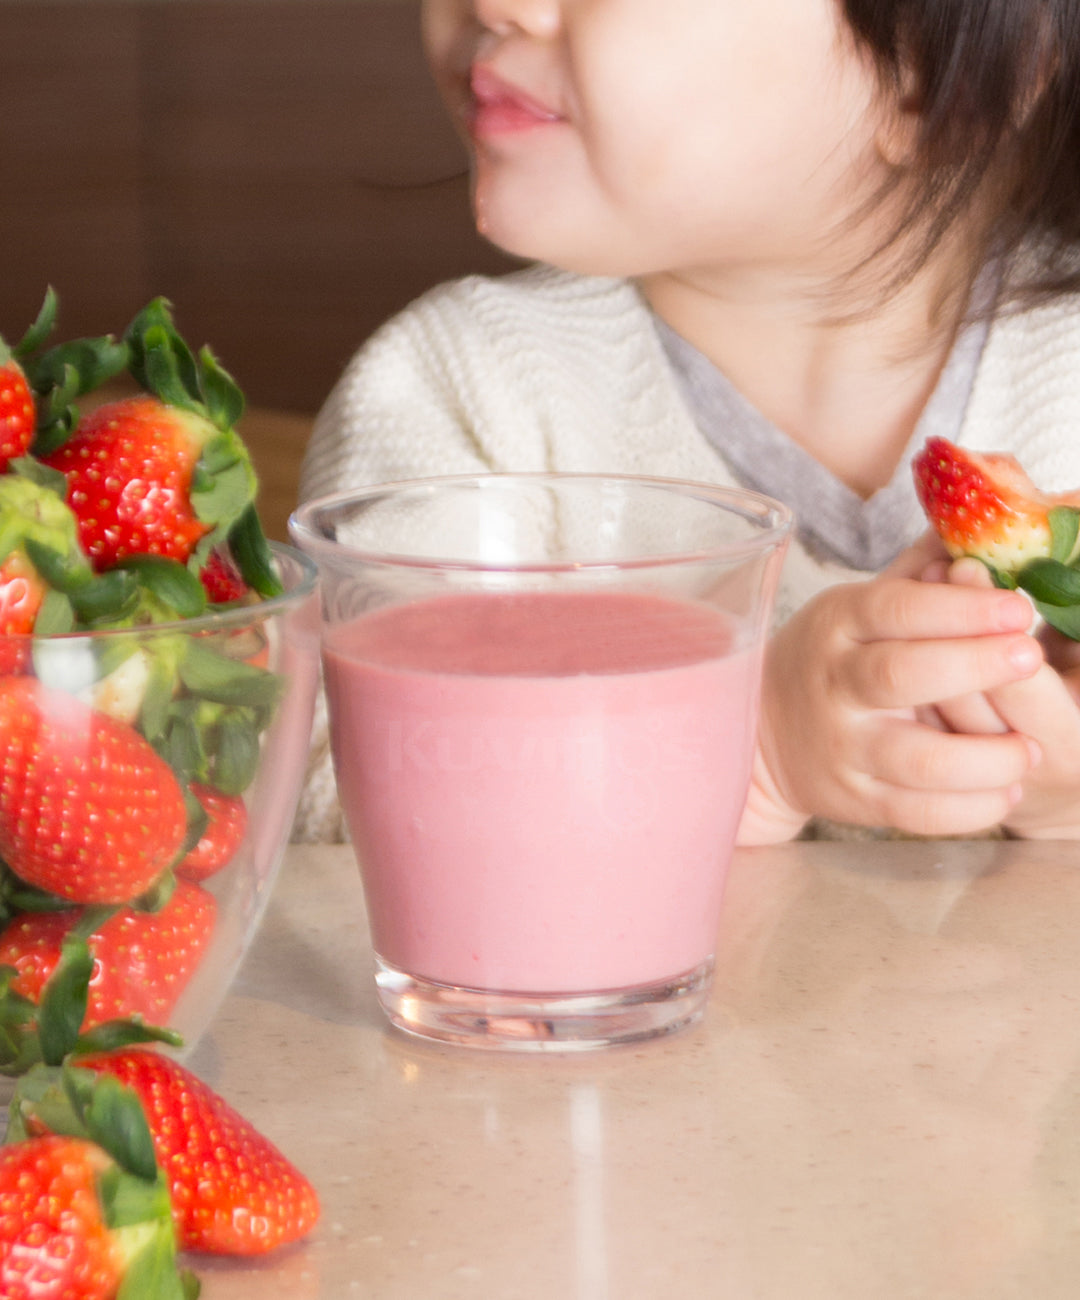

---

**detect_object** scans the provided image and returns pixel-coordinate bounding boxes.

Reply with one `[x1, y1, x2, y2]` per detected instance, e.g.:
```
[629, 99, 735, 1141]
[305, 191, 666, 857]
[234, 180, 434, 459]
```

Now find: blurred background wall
[0, 0, 516, 416]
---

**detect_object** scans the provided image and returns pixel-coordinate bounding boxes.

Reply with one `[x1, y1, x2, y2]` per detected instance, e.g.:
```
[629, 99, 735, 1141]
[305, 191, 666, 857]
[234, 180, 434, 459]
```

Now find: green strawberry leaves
[7, 289, 282, 605]
[68, 1068, 160, 1182]
[1030, 599, 1080, 640]
[0, 968, 41, 1076]
[27, 337, 132, 457]
[11, 286, 60, 361]
[1010, 507, 1080, 639]
[8, 1062, 199, 1299]
[1013, 557, 1080, 606]
[126, 298, 246, 437]
[25, 547, 209, 632]
[179, 638, 283, 707]
[37, 932, 95, 1067]
[979, 506, 1080, 641]
[228, 502, 283, 597]
[124, 298, 282, 596]
[1048, 506, 1080, 564]
[8, 287, 132, 457]
[190, 430, 258, 534]
[8, 1065, 160, 1183]
[118, 556, 208, 620]
[157, 700, 265, 796]
[0, 930, 183, 1077]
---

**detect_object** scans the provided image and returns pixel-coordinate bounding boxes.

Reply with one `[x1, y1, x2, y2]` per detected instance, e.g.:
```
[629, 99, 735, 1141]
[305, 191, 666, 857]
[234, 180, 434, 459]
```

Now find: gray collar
[654, 283, 994, 571]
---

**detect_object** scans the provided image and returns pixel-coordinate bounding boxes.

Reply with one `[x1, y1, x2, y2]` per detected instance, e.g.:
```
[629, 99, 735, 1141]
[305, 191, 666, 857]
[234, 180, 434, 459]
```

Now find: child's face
[423, 0, 897, 282]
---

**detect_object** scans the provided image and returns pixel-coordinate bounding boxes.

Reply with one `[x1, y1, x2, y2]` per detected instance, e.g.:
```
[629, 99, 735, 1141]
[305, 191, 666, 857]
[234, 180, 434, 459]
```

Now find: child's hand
[738, 561, 1043, 844]
[934, 559, 1080, 839]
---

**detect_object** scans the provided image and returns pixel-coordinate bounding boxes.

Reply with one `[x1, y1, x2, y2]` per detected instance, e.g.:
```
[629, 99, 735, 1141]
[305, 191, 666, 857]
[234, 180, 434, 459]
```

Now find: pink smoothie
[322, 589, 761, 993]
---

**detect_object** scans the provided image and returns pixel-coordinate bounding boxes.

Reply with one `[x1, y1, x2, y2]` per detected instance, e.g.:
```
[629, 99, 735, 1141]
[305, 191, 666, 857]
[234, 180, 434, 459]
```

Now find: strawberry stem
[0, 929, 183, 1076]
[229, 503, 283, 597]
[13, 286, 58, 359]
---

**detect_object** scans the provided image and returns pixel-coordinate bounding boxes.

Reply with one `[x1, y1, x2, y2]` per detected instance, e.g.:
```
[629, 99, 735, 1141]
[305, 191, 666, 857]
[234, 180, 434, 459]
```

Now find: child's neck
[640, 252, 975, 499]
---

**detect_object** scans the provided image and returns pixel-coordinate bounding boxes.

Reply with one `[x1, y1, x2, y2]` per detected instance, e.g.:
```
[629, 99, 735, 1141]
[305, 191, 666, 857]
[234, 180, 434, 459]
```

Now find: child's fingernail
[1007, 638, 1042, 672]
[1026, 738, 1043, 768]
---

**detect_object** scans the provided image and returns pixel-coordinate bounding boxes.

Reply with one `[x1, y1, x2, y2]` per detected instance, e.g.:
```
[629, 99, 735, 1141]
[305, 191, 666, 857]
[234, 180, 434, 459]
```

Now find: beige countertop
[188, 837, 1080, 1299]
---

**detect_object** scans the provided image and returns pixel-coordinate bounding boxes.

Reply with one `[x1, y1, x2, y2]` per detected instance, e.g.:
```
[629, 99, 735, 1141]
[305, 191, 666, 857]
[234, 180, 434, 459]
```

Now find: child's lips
[467, 65, 564, 136]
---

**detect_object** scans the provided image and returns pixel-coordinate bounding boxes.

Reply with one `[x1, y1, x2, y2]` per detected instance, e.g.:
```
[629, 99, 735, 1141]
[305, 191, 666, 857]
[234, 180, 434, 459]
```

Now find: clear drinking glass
[291, 474, 791, 1051]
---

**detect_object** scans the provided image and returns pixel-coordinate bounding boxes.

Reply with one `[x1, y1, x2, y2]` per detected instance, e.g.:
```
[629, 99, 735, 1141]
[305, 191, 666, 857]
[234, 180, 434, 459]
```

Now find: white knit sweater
[293, 264, 1080, 841]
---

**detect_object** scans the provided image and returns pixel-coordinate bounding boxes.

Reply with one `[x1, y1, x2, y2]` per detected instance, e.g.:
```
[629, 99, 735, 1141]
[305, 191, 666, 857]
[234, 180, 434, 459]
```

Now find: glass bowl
[0, 543, 319, 1057]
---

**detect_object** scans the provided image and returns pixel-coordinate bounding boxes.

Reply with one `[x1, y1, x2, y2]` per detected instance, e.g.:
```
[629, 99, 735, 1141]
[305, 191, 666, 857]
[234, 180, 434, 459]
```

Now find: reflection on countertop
[190, 837, 1080, 1299]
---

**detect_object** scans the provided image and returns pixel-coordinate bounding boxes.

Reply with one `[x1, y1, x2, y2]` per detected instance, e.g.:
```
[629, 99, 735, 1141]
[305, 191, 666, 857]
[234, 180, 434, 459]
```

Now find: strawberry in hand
[914, 436, 1080, 639]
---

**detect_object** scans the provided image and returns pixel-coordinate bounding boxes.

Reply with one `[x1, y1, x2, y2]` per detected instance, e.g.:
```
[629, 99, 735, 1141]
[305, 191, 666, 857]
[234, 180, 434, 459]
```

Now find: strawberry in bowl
[0, 291, 319, 1048]
[913, 436, 1080, 639]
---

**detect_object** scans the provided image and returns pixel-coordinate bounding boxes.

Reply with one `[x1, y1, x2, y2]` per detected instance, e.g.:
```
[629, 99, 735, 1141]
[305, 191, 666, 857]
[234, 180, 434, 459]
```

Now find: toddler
[297, 0, 1080, 843]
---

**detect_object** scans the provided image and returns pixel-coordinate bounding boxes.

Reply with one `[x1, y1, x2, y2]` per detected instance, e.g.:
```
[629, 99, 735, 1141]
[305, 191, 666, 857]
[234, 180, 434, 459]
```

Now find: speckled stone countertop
[189, 838, 1080, 1299]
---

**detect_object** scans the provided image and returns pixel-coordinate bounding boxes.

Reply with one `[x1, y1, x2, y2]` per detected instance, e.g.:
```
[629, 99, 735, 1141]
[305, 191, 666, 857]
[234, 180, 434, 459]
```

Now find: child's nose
[472, 0, 561, 40]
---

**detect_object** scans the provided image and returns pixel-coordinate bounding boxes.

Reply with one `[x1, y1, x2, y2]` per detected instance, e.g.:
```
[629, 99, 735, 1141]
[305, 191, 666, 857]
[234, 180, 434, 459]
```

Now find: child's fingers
[883, 529, 951, 579]
[934, 690, 1009, 735]
[865, 782, 1023, 838]
[843, 577, 1032, 643]
[986, 660, 1080, 749]
[861, 719, 1036, 793]
[846, 633, 1043, 709]
[947, 556, 997, 588]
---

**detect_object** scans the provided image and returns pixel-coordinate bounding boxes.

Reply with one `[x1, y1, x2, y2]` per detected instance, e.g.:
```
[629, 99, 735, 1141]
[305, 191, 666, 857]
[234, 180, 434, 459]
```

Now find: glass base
[374, 957, 713, 1052]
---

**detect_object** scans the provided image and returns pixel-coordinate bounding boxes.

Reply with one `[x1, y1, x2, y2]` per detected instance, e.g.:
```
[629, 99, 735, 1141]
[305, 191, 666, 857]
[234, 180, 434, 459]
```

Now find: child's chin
[470, 197, 639, 278]
[469, 168, 611, 271]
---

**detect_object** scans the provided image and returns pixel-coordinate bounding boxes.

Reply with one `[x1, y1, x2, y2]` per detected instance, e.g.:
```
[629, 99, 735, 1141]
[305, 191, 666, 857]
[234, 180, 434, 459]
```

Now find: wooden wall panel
[0, 1, 515, 414]
[0, 5, 150, 343]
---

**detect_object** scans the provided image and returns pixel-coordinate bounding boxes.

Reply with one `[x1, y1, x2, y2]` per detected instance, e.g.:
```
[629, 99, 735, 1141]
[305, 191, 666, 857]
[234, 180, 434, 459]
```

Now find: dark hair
[844, 0, 1080, 300]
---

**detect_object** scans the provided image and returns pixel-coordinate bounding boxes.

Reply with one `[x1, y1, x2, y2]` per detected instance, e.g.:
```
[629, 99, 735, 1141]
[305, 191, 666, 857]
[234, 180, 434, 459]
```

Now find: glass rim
[290, 471, 794, 575]
[2, 541, 318, 642]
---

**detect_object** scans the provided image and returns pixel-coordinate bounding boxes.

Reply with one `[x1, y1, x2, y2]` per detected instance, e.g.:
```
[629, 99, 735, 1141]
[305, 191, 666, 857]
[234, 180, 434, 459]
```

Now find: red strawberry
[0, 677, 187, 904]
[0, 473, 91, 674]
[913, 436, 1080, 573]
[0, 879, 216, 1029]
[0, 551, 45, 637]
[0, 551, 46, 674]
[0, 1136, 124, 1299]
[177, 784, 247, 881]
[0, 343, 35, 473]
[200, 548, 249, 603]
[44, 395, 216, 569]
[76, 1048, 321, 1255]
[0, 1132, 190, 1300]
